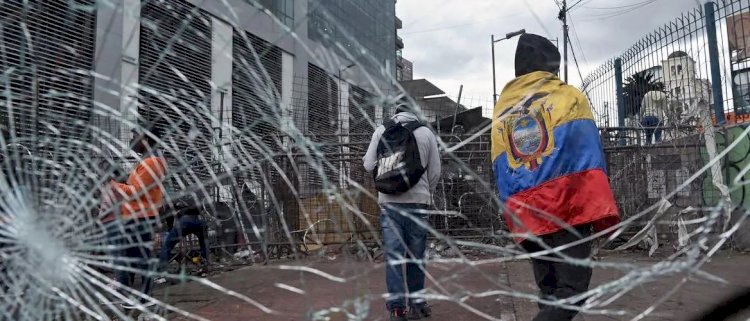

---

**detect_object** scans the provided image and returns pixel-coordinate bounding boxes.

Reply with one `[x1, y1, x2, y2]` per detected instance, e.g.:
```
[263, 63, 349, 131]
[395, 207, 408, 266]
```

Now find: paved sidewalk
[506, 252, 750, 321]
[160, 256, 515, 321]
[157, 252, 750, 321]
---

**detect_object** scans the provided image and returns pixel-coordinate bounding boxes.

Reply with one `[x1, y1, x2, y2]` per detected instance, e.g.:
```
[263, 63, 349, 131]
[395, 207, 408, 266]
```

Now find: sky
[396, 0, 702, 104]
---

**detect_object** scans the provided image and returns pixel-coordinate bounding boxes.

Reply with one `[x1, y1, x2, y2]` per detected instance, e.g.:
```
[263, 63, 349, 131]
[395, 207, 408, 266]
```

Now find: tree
[622, 72, 665, 118]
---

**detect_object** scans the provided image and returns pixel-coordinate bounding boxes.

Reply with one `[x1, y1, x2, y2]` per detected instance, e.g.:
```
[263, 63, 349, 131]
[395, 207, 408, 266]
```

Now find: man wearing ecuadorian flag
[492, 33, 620, 321]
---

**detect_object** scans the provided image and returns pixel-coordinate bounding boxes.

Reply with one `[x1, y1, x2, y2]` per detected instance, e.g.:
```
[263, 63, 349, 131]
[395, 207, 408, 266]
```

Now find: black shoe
[407, 305, 432, 320]
[390, 308, 408, 321]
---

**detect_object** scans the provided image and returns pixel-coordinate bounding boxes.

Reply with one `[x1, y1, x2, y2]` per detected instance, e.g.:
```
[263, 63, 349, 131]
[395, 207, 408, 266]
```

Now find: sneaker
[407, 305, 432, 320]
[419, 305, 432, 317]
[120, 301, 157, 310]
[389, 308, 408, 321]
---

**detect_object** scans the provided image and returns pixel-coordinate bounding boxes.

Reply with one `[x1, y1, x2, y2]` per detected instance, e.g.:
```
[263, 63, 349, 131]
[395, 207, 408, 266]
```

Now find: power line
[575, 0, 596, 9]
[579, 0, 657, 10]
[567, 29, 585, 85]
[567, 35, 599, 117]
[568, 0, 587, 10]
[523, 0, 554, 39]
[577, 0, 660, 21]
[568, 14, 588, 66]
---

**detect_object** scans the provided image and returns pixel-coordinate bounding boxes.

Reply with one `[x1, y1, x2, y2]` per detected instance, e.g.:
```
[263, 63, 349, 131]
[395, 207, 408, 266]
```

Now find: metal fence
[7, 0, 747, 276]
[132, 75, 502, 263]
[582, 0, 750, 132]
[581, 0, 750, 246]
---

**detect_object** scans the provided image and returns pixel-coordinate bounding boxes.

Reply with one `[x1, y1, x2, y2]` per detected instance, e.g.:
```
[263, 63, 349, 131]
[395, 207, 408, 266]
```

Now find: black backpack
[373, 120, 425, 194]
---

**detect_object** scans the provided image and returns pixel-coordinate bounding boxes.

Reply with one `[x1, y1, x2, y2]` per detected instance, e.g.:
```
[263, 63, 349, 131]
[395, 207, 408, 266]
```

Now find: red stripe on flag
[503, 169, 620, 243]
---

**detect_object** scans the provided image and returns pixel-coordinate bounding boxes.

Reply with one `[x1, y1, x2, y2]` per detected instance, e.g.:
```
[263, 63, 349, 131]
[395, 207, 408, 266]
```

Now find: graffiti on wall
[701, 125, 750, 209]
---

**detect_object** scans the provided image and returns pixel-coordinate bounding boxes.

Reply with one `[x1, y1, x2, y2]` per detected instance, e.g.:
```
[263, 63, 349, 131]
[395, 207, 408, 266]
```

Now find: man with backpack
[363, 99, 441, 321]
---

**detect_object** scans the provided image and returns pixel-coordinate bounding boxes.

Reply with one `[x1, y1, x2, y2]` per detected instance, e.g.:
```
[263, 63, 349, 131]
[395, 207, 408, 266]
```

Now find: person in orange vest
[104, 125, 167, 307]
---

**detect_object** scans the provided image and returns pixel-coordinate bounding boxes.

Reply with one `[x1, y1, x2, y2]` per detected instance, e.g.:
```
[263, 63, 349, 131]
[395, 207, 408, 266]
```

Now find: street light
[492, 29, 525, 104]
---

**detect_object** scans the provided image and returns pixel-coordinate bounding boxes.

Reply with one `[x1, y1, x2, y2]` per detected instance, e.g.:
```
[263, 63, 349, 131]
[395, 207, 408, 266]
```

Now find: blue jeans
[641, 115, 662, 144]
[105, 219, 156, 300]
[380, 203, 429, 311]
[159, 215, 208, 269]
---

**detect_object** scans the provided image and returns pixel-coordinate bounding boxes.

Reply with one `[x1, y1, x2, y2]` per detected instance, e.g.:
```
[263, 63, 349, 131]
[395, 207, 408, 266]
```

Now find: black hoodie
[514, 33, 561, 77]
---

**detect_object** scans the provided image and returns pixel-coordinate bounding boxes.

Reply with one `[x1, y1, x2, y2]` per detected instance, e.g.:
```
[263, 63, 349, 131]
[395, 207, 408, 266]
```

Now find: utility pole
[560, 0, 569, 83]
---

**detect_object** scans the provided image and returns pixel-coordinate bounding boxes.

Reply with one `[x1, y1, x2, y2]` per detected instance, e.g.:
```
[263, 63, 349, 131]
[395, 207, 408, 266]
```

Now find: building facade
[95, 0, 398, 144]
[0, 0, 398, 143]
[662, 51, 712, 121]
[397, 57, 413, 81]
[0, 0, 401, 202]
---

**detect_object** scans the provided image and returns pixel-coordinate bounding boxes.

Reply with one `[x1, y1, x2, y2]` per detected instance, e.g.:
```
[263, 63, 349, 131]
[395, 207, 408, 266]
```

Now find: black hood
[514, 33, 561, 77]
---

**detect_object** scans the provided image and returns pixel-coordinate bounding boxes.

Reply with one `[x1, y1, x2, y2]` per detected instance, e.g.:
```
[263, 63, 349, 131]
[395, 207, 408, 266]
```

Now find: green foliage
[623, 71, 665, 117]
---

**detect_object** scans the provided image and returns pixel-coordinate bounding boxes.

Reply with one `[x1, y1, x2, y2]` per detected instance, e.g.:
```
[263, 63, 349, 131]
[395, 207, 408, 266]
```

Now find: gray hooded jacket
[362, 112, 441, 205]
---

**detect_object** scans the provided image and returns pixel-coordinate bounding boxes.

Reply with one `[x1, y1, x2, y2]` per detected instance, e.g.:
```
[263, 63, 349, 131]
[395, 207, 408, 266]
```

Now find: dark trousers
[106, 219, 156, 301]
[641, 115, 663, 144]
[380, 203, 429, 311]
[159, 215, 208, 269]
[521, 225, 593, 321]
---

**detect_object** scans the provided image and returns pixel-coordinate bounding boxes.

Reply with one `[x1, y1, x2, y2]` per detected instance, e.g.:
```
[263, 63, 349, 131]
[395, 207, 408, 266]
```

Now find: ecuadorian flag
[492, 71, 620, 242]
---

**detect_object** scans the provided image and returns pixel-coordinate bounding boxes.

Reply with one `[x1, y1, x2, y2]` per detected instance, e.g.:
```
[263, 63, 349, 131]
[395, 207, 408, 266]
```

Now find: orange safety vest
[108, 156, 167, 221]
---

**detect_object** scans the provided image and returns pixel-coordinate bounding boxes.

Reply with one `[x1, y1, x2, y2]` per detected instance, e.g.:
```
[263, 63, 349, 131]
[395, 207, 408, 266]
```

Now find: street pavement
[155, 252, 750, 321]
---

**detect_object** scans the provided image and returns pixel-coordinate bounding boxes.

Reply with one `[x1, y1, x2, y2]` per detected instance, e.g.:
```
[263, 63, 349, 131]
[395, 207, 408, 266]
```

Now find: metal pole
[451, 85, 463, 135]
[615, 58, 626, 146]
[705, 1, 725, 125]
[216, 92, 225, 204]
[562, 0, 569, 83]
[492, 34, 497, 104]
[615, 58, 625, 128]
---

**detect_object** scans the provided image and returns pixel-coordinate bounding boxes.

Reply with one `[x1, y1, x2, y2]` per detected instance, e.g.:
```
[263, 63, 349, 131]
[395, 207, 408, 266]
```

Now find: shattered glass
[0, 1, 748, 321]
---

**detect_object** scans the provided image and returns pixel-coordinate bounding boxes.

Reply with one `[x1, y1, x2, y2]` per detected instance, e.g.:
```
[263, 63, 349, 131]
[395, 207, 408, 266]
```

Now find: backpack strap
[403, 121, 424, 132]
[383, 119, 398, 129]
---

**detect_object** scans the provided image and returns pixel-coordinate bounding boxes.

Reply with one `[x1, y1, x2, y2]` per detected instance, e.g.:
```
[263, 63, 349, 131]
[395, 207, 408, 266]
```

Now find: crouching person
[105, 125, 167, 308]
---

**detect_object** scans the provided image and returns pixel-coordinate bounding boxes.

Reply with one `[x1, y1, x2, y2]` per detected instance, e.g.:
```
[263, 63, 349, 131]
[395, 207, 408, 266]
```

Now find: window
[260, 0, 294, 26]
[140, 0, 213, 153]
[671, 66, 676, 76]
[675, 87, 682, 96]
[0, 0, 96, 141]
[308, 1, 396, 77]
[677, 65, 683, 75]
